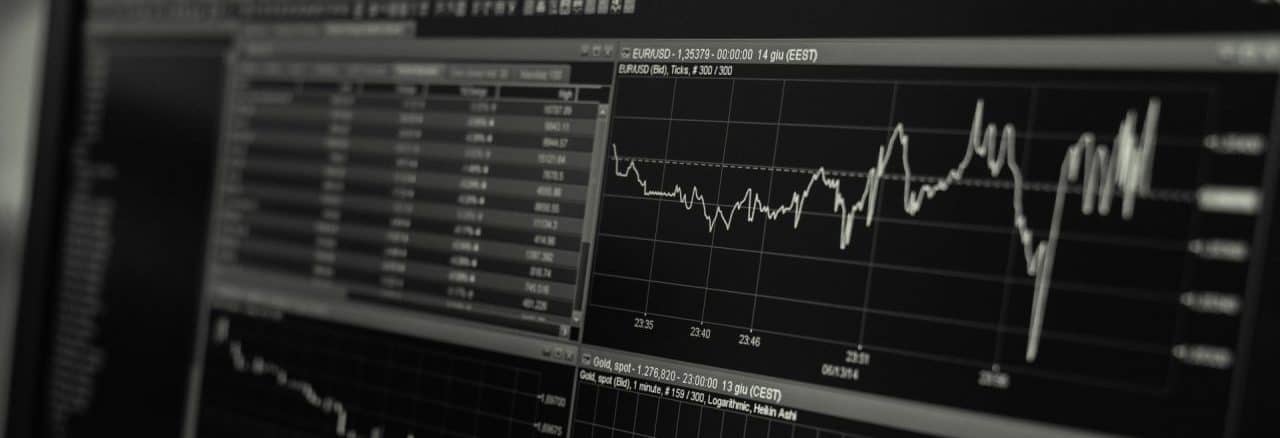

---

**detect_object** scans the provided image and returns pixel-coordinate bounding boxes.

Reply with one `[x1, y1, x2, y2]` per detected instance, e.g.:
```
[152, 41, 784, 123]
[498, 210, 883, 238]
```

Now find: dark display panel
[583, 63, 1275, 436]
[213, 59, 613, 336]
[195, 309, 577, 437]
[30, 38, 227, 438]
[10, 0, 1280, 434]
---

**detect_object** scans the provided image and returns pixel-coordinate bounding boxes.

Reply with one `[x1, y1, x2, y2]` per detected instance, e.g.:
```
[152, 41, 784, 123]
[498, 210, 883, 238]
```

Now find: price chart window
[196, 309, 575, 437]
[582, 49, 1273, 436]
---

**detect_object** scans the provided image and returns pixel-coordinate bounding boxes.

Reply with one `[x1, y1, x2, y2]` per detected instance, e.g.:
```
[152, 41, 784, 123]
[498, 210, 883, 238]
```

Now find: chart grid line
[595, 231, 1184, 302]
[748, 79, 787, 332]
[609, 115, 1207, 148]
[589, 271, 1172, 355]
[606, 155, 1197, 201]
[587, 302, 1167, 396]
[856, 81, 898, 349]
[700, 79, 736, 325]
[641, 78, 681, 317]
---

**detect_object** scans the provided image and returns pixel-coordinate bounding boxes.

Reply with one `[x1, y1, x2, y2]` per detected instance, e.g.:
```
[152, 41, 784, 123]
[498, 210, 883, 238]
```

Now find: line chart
[609, 98, 1162, 362]
[583, 68, 1272, 436]
[211, 317, 376, 438]
[195, 312, 575, 438]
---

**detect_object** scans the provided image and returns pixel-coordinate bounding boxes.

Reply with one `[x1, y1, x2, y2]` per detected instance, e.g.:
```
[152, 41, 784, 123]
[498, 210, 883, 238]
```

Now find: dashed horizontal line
[615, 155, 1196, 202]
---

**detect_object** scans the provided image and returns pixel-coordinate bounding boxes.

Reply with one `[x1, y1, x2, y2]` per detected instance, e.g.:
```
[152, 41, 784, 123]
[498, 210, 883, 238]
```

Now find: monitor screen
[6, 1, 1279, 437]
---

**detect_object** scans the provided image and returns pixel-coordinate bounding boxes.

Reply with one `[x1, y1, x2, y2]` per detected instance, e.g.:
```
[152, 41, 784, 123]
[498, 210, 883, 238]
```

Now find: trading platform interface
[13, 1, 1280, 438]
[187, 38, 1275, 437]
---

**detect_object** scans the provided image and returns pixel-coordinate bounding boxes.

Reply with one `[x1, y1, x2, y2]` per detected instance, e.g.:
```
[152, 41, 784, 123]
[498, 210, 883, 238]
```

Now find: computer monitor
[6, 1, 1279, 437]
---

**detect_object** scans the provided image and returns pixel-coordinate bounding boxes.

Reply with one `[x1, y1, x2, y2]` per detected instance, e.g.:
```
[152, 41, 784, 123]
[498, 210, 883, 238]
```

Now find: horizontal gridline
[611, 115, 1208, 150]
[607, 154, 1197, 202]
[585, 303, 1167, 396]
[574, 379, 869, 438]
[589, 270, 1171, 356]
[601, 191, 1195, 252]
[594, 231, 1182, 303]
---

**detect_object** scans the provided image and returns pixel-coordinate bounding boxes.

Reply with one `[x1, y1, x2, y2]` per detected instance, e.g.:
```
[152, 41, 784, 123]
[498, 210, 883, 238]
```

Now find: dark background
[411, 0, 1280, 38]
[585, 64, 1275, 436]
[6, 35, 228, 437]
[5, 0, 1280, 437]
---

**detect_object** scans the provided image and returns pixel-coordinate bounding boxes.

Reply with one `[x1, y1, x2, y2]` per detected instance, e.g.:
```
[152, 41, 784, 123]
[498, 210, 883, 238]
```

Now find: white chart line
[610, 98, 1162, 362]
[212, 317, 406, 438]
